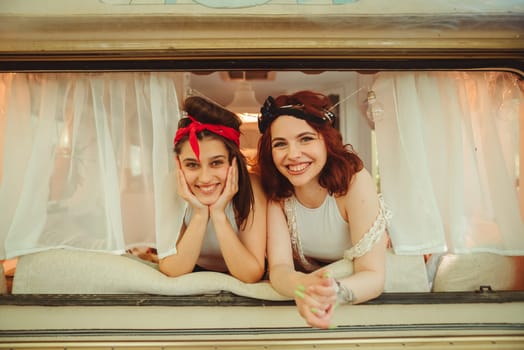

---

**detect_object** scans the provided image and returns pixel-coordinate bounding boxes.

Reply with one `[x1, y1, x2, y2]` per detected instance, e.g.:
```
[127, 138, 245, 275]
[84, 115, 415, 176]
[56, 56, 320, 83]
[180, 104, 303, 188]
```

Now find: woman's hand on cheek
[176, 167, 207, 211]
[210, 157, 238, 214]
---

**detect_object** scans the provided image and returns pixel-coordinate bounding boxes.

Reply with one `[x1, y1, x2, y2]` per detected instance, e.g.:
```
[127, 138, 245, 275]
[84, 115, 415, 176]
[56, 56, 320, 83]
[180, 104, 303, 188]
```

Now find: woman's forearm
[269, 264, 308, 297]
[212, 213, 265, 283]
[336, 270, 385, 304]
[159, 211, 208, 277]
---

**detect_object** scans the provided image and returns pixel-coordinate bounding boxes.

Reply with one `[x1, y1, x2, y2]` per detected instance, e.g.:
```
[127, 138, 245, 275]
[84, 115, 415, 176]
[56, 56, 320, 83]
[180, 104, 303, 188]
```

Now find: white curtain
[0, 72, 186, 260]
[373, 71, 524, 255]
[1, 70, 523, 261]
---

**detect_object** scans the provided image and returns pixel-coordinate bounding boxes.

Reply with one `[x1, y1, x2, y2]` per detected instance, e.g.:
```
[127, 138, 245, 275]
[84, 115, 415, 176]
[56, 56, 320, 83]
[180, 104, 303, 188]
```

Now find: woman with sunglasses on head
[256, 90, 390, 328]
[159, 96, 267, 283]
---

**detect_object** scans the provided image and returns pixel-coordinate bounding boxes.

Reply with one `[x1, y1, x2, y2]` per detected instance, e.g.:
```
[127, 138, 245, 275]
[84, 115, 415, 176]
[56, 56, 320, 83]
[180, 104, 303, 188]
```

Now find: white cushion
[12, 248, 430, 298]
[432, 253, 524, 292]
[12, 249, 288, 300]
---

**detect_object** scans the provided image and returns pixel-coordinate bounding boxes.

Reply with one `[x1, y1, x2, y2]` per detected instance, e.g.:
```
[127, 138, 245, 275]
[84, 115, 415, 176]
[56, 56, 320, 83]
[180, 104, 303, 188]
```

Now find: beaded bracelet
[335, 279, 354, 304]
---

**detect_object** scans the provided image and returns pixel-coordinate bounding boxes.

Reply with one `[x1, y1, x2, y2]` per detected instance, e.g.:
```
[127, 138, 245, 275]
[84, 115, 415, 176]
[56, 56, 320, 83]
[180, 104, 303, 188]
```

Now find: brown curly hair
[256, 90, 363, 201]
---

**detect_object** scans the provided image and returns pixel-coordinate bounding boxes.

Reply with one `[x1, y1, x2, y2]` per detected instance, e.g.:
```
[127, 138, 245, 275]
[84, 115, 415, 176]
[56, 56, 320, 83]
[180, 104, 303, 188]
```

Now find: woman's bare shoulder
[346, 168, 377, 196]
[341, 168, 380, 217]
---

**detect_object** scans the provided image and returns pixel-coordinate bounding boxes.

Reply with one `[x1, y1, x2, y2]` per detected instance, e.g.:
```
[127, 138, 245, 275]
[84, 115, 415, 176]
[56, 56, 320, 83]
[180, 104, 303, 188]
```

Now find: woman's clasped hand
[293, 269, 340, 329]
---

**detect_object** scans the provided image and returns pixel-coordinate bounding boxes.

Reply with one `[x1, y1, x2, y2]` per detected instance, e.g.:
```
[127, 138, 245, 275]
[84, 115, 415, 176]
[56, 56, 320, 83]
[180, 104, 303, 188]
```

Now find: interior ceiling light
[227, 77, 261, 123]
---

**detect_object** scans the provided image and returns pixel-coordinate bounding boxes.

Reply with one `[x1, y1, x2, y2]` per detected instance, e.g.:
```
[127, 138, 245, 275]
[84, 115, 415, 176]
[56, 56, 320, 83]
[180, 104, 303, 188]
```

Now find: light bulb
[227, 81, 260, 122]
[366, 90, 384, 122]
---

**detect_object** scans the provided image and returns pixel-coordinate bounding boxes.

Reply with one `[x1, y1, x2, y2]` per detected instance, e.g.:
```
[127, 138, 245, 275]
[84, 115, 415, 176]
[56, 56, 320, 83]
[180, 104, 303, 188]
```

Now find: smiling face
[178, 137, 230, 205]
[270, 115, 327, 189]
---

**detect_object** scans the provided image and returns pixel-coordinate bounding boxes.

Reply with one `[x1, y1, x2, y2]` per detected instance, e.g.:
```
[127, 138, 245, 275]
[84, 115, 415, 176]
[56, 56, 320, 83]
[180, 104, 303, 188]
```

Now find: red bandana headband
[174, 116, 240, 160]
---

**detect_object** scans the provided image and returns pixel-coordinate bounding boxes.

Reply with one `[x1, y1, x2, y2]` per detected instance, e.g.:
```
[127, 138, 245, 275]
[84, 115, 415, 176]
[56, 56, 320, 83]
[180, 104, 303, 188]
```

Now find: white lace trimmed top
[284, 193, 391, 272]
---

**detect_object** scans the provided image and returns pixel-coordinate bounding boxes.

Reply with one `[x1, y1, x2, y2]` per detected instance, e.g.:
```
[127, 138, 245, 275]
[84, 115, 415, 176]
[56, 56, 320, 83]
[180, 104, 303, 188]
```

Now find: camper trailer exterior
[0, 1, 523, 349]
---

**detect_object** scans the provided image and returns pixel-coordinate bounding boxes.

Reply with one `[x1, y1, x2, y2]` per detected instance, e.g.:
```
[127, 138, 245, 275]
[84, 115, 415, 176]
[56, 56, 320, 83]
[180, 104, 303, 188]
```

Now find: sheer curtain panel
[0, 72, 185, 259]
[373, 71, 524, 256]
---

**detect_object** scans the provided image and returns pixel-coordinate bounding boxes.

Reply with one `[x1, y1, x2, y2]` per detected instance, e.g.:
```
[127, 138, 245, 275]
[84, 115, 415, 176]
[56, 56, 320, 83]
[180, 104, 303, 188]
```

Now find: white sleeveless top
[294, 194, 352, 262]
[183, 202, 238, 271]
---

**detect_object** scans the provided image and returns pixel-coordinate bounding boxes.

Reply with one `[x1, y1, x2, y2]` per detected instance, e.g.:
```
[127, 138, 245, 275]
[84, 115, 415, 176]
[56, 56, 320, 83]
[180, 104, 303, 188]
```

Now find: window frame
[1, 9, 524, 348]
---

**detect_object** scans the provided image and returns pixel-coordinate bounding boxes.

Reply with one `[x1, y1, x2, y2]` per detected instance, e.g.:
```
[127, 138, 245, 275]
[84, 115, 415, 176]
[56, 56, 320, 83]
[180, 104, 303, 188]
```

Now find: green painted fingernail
[294, 289, 305, 299]
[297, 284, 306, 292]
[311, 307, 318, 314]
[328, 324, 338, 329]
[323, 271, 331, 278]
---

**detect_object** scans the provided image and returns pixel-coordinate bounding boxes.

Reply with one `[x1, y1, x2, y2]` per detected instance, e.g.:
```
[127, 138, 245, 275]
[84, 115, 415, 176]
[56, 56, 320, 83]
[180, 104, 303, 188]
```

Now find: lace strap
[283, 197, 321, 272]
[343, 194, 392, 261]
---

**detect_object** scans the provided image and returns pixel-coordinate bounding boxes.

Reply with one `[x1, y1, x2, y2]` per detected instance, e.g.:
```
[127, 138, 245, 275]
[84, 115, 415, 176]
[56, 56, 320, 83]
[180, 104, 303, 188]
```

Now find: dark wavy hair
[256, 90, 363, 201]
[175, 96, 254, 229]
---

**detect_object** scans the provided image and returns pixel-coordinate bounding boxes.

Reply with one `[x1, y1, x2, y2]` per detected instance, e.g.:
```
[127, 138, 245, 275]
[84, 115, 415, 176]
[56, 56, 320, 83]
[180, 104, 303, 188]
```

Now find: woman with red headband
[256, 90, 390, 328]
[159, 96, 266, 283]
